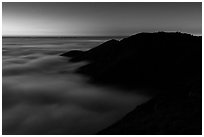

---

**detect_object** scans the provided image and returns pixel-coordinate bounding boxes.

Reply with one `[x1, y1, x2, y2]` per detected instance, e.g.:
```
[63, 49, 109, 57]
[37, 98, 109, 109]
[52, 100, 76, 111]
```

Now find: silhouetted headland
[61, 32, 202, 135]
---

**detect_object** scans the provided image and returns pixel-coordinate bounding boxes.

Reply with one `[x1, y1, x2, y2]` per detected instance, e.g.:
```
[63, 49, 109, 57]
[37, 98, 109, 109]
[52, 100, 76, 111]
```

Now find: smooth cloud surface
[3, 55, 149, 134]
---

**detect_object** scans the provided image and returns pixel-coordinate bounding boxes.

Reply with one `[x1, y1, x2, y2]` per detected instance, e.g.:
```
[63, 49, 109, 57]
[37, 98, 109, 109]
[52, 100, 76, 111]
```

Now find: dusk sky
[2, 2, 202, 36]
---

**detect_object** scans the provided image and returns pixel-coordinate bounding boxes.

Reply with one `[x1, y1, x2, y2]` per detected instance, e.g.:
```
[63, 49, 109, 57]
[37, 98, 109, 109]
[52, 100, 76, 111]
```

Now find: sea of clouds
[2, 38, 150, 134]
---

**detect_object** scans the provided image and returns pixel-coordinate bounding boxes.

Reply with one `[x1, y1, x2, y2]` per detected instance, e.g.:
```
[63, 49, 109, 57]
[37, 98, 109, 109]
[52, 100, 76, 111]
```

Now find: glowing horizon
[3, 2, 202, 36]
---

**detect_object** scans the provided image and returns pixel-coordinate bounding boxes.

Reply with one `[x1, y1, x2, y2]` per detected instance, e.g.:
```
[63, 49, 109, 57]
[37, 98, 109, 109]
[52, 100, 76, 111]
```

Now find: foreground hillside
[61, 32, 202, 135]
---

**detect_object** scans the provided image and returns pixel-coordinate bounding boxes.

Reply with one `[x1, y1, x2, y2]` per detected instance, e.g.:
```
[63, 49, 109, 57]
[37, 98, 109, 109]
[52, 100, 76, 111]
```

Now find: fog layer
[3, 38, 150, 134]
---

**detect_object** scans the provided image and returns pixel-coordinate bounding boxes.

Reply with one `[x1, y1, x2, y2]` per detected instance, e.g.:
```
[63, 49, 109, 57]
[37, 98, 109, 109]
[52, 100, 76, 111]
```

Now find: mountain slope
[61, 32, 202, 134]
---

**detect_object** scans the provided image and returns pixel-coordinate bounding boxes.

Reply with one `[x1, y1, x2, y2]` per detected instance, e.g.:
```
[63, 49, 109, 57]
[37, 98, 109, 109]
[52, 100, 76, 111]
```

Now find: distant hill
[61, 32, 202, 135]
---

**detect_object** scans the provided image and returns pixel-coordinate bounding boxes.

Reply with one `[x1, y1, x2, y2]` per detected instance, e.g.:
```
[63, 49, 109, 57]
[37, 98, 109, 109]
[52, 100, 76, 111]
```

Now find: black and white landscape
[2, 2, 202, 135]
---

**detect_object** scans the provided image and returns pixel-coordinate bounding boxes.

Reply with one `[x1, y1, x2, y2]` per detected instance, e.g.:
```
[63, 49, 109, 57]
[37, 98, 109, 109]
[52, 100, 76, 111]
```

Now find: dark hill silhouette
[60, 50, 85, 58]
[98, 91, 202, 135]
[61, 32, 202, 135]
[61, 32, 201, 90]
[61, 39, 120, 62]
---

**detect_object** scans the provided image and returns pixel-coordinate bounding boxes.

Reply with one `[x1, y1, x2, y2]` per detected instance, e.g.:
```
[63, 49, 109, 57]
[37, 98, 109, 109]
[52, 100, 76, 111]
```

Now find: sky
[2, 2, 202, 36]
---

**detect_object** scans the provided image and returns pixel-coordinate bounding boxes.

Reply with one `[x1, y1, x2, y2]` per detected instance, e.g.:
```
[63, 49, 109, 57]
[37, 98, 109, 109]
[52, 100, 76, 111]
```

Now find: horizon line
[2, 31, 202, 37]
[2, 35, 128, 38]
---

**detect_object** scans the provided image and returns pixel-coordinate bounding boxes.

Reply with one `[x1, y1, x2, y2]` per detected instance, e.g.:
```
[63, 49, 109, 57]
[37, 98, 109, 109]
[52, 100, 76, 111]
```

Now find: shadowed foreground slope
[61, 32, 202, 135]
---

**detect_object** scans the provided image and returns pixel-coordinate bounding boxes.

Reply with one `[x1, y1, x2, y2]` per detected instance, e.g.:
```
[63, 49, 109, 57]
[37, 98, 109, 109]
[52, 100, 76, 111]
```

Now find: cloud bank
[3, 55, 149, 134]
